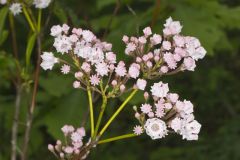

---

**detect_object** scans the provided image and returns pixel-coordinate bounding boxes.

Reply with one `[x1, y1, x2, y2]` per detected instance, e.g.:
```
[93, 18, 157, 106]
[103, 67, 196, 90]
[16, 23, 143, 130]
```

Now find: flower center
[151, 123, 160, 131]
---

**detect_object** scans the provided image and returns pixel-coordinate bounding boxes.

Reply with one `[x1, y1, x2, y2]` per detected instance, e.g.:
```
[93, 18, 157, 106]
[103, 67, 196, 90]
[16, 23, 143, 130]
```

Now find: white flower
[170, 117, 182, 132]
[82, 30, 96, 42]
[0, 0, 7, 5]
[53, 35, 72, 54]
[9, 3, 22, 16]
[50, 25, 62, 37]
[180, 120, 201, 141]
[176, 100, 194, 116]
[40, 52, 58, 70]
[163, 17, 182, 35]
[151, 82, 169, 98]
[33, 0, 51, 9]
[144, 118, 168, 139]
[136, 79, 147, 90]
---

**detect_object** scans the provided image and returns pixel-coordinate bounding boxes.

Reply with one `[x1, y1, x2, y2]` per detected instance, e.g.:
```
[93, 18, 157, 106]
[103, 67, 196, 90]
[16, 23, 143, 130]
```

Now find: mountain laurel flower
[115, 61, 127, 77]
[163, 17, 182, 35]
[183, 57, 196, 71]
[133, 125, 143, 135]
[151, 82, 169, 98]
[129, 63, 140, 78]
[96, 62, 109, 76]
[33, 0, 51, 9]
[90, 75, 100, 86]
[144, 118, 168, 139]
[40, 52, 58, 70]
[61, 64, 70, 74]
[143, 27, 152, 37]
[136, 79, 147, 90]
[140, 103, 152, 114]
[9, 3, 22, 16]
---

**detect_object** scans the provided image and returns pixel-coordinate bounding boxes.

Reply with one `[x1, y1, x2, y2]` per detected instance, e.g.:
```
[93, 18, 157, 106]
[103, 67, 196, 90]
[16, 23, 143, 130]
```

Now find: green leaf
[25, 33, 37, 67]
[0, 30, 9, 46]
[0, 7, 9, 44]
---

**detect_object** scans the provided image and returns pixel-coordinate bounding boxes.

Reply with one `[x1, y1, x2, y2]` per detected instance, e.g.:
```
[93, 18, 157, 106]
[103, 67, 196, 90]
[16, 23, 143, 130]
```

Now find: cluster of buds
[0, 0, 51, 16]
[48, 125, 90, 159]
[123, 17, 206, 79]
[133, 81, 201, 140]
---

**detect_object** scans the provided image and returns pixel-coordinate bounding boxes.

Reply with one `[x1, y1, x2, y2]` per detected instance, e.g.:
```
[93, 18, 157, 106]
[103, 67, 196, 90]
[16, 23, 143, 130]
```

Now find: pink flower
[115, 61, 127, 77]
[163, 53, 177, 69]
[163, 17, 182, 35]
[71, 132, 83, 143]
[162, 41, 171, 50]
[50, 25, 62, 37]
[73, 81, 80, 88]
[90, 75, 100, 86]
[125, 42, 136, 54]
[136, 79, 147, 90]
[133, 125, 143, 135]
[139, 36, 147, 44]
[160, 66, 169, 73]
[141, 103, 152, 114]
[75, 71, 83, 79]
[155, 108, 165, 118]
[81, 62, 91, 73]
[106, 52, 116, 64]
[96, 62, 109, 76]
[77, 127, 86, 137]
[150, 34, 162, 45]
[61, 125, 74, 136]
[48, 144, 54, 152]
[173, 35, 185, 47]
[61, 64, 70, 74]
[183, 57, 196, 71]
[168, 93, 179, 103]
[64, 146, 73, 154]
[143, 27, 152, 37]
[128, 63, 140, 79]
[82, 30, 96, 42]
[122, 35, 129, 43]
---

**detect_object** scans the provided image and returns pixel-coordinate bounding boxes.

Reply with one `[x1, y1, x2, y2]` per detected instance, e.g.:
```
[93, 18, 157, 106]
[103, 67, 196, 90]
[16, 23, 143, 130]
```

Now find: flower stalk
[98, 133, 137, 144]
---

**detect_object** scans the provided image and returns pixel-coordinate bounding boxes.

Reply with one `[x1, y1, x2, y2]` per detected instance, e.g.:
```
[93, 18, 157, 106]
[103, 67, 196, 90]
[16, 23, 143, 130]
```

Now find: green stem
[94, 96, 107, 138]
[98, 133, 137, 144]
[37, 9, 42, 32]
[98, 89, 138, 137]
[22, 7, 36, 32]
[87, 86, 94, 138]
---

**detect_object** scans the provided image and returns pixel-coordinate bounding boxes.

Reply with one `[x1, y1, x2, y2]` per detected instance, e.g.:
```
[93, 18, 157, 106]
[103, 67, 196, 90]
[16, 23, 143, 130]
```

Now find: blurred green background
[1, 0, 240, 159]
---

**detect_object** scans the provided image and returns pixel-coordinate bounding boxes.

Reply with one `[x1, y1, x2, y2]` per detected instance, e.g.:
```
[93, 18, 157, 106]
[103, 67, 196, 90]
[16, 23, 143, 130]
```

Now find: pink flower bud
[136, 57, 142, 63]
[60, 152, 64, 158]
[142, 55, 149, 62]
[120, 84, 125, 92]
[144, 92, 149, 100]
[143, 27, 152, 37]
[147, 52, 154, 59]
[160, 66, 168, 73]
[48, 144, 54, 152]
[148, 112, 154, 118]
[109, 64, 115, 71]
[122, 35, 129, 43]
[75, 72, 83, 79]
[111, 80, 117, 86]
[135, 112, 140, 119]
[73, 81, 81, 88]
[154, 56, 160, 62]
[146, 61, 153, 68]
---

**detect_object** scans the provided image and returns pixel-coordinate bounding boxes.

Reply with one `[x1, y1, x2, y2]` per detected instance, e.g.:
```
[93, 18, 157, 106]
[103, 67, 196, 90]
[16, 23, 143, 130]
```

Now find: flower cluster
[122, 17, 206, 79]
[42, 24, 149, 98]
[2, 0, 52, 16]
[41, 17, 205, 159]
[133, 81, 201, 140]
[48, 125, 88, 159]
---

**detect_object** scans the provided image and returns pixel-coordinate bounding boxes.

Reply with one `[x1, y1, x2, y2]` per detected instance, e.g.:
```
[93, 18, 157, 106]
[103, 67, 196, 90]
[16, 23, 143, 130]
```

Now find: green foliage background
[1, 0, 240, 159]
